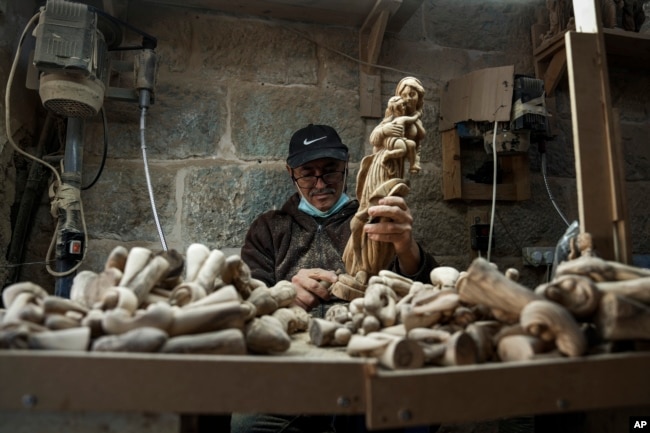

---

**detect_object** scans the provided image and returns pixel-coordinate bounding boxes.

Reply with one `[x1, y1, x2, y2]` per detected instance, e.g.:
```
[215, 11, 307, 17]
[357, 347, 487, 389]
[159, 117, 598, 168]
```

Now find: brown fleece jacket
[241, 193, 437, 289]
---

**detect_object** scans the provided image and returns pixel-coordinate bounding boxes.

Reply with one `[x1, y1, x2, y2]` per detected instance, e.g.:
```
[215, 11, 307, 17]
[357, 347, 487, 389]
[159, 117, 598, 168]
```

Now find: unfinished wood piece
[534, 274, 601, 319]
[361, 315, 382, 334]
[505, 268, 520, 281]
[185, 243, 211, 283]
[519, 300, 587, 357]
[183, 285, 240, 309]
[247, 286, 279, 316]
[556, 255, 650, 282]
[3, 293, 42, 326]
[430, 266, 460, 291]
[102, 304, 174, 335]
[399, 288, 456, 331]
[411, 330, 477, 366]
[369, 270, 415, 298]
[439, 331, 478, 366]
[44, 313, 81, 330]
[347, 333, 425, 370]
[69, 269, 119, 309]
[457, 258, 542, 323]
[596, 277, 650, 305]
[1, 282, 48, 310]
[119, 247, 152, 287]
[28, 327, 91, 351]
[497, 334, 556, 362]
[168, 282, 207, 307]
[18, 303, 44, 324]
[194, 249, 226, 293]
[126, 256, 171, 306]
[94, 287, 139, 313]
[271, 307, 308, 335]
[363, 283, 398, 327]
[154, 249, 185, 290]
[325, 303, 352, 324]
[168, 300, 247, 336]
[411, 289, 459, 316]
[104, 245, 128, 272]
[330, 271, 368, 301]
[92, 327, 168, 352]
[309, 318, 349, 347]
[222, 255, 253, 298]
[245, 316, 291, 354]
[160, 328, 247, 355]
[596, 292, 650, 340]
[466, 320, 503, 363]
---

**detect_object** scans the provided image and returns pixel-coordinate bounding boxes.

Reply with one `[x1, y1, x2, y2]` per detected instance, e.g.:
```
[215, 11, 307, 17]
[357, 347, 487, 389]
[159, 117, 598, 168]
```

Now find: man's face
[289, 157, 347, 212]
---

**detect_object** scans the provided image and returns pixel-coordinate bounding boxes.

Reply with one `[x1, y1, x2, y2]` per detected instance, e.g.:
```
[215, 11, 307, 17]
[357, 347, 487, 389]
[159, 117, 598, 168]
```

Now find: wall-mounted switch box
[471, 223, 493, 251]
[523, 247, 555, 267]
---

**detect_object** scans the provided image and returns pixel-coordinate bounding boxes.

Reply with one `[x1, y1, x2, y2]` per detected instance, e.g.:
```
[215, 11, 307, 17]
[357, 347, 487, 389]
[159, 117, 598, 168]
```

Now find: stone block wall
[1, 0, 649, 293]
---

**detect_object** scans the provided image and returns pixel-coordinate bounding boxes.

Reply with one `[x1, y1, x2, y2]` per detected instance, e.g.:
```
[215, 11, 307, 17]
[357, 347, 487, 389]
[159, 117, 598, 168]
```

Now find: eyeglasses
[292, 170, 345, 189]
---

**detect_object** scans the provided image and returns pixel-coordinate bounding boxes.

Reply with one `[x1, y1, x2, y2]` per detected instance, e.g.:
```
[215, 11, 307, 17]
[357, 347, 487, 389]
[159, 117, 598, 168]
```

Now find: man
[232, 124, 437, 433]
[241, 123, 437, 317]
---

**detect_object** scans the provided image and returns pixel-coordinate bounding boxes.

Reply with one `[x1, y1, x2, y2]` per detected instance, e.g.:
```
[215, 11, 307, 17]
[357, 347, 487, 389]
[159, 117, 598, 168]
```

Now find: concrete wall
[1, 0, 649, 293]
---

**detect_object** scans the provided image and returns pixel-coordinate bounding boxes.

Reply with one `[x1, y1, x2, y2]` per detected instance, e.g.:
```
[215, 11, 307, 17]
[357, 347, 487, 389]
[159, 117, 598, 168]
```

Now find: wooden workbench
[1, 333, 649, 431]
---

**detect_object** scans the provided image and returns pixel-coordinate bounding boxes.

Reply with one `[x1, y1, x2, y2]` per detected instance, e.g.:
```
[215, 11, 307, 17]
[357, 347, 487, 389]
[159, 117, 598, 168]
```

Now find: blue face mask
[298, 193, 351, 218]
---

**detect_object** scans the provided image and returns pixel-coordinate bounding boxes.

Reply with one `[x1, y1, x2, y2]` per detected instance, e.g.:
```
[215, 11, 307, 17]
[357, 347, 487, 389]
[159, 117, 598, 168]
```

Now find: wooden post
[566, 0, 631, 263]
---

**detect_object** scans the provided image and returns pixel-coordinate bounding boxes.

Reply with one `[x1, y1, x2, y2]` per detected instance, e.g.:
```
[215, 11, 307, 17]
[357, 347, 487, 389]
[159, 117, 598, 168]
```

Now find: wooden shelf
[442, 128, 531, 202]
[1, 342, 649, 430]
[533, 28, 650, 95]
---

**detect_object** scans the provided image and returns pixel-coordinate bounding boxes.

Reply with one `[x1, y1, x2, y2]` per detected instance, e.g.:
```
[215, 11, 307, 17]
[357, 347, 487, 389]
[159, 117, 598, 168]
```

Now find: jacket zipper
[316, 223, 323, 266]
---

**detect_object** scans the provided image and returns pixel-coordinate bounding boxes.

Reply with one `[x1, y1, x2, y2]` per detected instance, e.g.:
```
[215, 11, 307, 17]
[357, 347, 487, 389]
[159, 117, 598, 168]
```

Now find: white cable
[4, 11, 61, 187]
[140, 106, 168, 251]
[541, 153, 571, 227]
[487, 120, 499, 262]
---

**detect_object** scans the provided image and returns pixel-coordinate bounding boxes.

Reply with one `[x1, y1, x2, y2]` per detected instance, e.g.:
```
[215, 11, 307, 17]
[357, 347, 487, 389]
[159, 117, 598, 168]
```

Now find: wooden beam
[566, 0, 631, 263]
[543, 48, 566, 96]
[359, 0, 402, 118]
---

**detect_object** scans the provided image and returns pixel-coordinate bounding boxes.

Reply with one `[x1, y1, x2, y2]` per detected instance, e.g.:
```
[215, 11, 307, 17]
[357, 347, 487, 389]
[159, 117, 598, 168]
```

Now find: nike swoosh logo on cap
[303, 136, 327, 145]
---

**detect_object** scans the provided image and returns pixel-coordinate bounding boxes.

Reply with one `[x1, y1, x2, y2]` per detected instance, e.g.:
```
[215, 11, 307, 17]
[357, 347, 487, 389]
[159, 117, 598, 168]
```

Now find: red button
[69, 240, 82, 254]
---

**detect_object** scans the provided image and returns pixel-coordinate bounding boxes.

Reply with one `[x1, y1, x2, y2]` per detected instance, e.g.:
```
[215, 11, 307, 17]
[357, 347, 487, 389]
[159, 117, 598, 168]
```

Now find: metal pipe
[4, 113, 55, 287]
[54, 117, 85, 298]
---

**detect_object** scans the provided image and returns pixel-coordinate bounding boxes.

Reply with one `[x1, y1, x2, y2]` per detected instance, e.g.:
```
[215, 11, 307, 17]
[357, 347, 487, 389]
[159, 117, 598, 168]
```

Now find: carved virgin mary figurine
[332, 77, 425, 300]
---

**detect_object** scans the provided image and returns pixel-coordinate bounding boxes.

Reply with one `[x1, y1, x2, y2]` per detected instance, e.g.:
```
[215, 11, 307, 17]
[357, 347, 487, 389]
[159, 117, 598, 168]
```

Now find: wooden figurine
[333, 77, 426, 300]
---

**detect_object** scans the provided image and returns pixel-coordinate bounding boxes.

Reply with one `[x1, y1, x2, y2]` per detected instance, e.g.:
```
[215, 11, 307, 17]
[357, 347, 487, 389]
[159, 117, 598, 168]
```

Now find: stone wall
[1, 0, 649, 293]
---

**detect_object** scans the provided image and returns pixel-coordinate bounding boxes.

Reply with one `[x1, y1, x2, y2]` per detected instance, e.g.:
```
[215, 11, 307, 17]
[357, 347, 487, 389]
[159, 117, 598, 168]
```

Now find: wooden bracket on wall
[359, 0, 402, 118]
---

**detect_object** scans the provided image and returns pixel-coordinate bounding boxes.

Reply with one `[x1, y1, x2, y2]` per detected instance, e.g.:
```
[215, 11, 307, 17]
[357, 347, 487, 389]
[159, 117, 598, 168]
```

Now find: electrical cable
[541, 152, 571, 227]
[4, 11, 61, 188]
[81, 107, 108, 190]
[486, 108, 504, 262]
[283, 26, 437, 81]
[140, 106, 168, 251]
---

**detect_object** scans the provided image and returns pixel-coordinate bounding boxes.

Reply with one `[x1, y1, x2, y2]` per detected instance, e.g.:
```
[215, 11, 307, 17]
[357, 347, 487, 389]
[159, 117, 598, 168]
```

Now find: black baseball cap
[286, 124, 349, 168]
